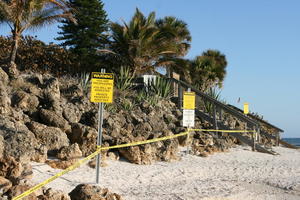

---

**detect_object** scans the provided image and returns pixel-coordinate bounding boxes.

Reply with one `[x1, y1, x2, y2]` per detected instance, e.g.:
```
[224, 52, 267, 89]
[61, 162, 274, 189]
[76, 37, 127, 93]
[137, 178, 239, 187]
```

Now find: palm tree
[189, 50, 227, 91]
[109, 8, 191, 76]
[202, 50, 227, 84]
[155, 16, 191, 77]
[155, 16, 191, 57]
[0, 0, 74, 67]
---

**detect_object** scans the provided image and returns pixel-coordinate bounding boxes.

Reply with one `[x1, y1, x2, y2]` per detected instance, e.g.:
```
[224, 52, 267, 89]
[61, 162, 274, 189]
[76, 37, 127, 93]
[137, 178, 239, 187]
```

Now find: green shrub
[135, 90, 159, 107]
[148, 76, 172, 98]
[0, 36, 74, 75]
[115, 66, 134, 91]
[204, 87, 225, 114]
[79, 72, 91, 94]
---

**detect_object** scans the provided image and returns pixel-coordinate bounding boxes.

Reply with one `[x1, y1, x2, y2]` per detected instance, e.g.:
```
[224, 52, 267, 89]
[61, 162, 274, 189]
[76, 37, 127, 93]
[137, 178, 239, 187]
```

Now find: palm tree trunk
[10, 33, 20, 65]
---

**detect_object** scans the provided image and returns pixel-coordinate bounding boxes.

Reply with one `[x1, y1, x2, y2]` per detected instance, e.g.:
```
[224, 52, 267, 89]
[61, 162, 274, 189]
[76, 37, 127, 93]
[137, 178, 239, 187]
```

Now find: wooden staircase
[227, 104, 298, 149]
[165, 76, 294, 154]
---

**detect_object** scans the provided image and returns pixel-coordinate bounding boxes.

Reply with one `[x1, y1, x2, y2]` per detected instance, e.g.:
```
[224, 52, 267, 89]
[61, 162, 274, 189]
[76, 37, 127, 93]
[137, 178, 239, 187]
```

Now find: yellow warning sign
[90, 72, 114, 103]
[183, 92, 195, 109]
[244, 102, 249, 114]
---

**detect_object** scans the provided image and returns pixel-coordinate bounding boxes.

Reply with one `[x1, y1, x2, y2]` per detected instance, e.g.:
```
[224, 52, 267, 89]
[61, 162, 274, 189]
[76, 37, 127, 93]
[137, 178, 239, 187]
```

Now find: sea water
[282, 138, 300, 147]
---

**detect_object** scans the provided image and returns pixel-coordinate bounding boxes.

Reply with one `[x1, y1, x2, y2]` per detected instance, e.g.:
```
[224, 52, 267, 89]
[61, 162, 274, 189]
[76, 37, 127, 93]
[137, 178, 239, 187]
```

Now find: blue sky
[1, 0, 299, 137]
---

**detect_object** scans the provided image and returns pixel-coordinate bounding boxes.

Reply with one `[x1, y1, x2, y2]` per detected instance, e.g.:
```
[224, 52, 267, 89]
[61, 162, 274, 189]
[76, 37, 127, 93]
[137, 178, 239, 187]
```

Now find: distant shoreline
[282, 138, 300, 147]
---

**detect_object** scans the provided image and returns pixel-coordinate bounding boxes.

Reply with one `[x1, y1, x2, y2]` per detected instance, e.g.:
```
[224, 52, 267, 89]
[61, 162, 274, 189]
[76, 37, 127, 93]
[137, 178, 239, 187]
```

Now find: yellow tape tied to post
[13, 129, 255, 200]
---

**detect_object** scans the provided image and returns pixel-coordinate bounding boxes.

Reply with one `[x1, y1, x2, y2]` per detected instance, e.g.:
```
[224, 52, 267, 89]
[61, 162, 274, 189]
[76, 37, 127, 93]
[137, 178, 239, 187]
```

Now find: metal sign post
[96, 99, 104, 184]
[183, 88, 195, 155]
[90, 68, 114, 184]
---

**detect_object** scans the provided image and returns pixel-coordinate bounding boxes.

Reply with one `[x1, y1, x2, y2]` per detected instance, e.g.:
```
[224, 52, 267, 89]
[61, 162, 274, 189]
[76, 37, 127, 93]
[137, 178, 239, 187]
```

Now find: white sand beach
[31, 146, 300, 200]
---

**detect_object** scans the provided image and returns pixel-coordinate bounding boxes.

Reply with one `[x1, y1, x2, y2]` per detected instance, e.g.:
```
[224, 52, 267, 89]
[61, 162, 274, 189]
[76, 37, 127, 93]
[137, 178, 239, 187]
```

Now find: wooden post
[213, 104, 218, 130]
[257, 127, 261, 144]
[252, 127, 256, 151]
[172, 72, 180, 97]
[276, 132, 280, 146]
[218, 107, 223, 121]
[178, 85, 183, 109]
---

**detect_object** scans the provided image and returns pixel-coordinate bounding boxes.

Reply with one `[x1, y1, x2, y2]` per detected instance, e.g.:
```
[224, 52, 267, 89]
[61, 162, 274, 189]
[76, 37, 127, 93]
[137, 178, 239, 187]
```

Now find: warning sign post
[91, 72, 114, 103]
[183, 91, 195, 110]
[243, 102, 249, 114]
[90, 70, 114, 185]
[183, 109, 195, 127]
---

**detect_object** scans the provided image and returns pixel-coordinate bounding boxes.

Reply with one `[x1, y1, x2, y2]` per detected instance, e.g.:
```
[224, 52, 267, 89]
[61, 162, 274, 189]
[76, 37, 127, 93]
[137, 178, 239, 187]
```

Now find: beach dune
[31, 146, 300, 200]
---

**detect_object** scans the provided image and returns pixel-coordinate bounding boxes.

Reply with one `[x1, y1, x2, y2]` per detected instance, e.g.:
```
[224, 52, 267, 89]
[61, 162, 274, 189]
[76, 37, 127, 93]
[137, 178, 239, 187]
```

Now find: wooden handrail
[227, 104, 284, 132]
[167, 77, 259, 128]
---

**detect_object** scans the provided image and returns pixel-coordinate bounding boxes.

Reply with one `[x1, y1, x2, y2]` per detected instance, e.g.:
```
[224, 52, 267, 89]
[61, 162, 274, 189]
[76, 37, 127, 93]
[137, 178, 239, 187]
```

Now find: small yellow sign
[90, 72, 114, 103]
[183, 92, 195, 109]
[244, 102, 249, 114]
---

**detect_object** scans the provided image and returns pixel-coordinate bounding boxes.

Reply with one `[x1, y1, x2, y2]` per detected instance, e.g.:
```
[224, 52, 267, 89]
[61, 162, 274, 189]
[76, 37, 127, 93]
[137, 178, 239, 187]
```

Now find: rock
[148, 114, 168, 132]
[60, 84, 83, 98]
[6, 185, 37, 200]
[63, 103, 82, 123]
[87, 159, 107, 168]
[107, 152, 119, 161]
[45, 160, 77, 170]
[0, 117, 38, 162]
[69, 184, 123, 200]
[163, 113, 177, 124]
[199, 152, 209, 157]
[27, 121, 69, 153]
[0, 156, 33, 185]
[38, 188, 70, 200]
[26, 73, 43, 86]
[0, 135, 4, 158]
[44, 77, 60, 100]
[57, 143, 82, 160]
[0, 82, 11, 114]
[79, 111, 98, 128]
[0, 67, 9, 85]
[0, 176, 12, 194]
[31, 145, 48, 163]
[43, 77, 63, 114]
[11, 91, 39, 112]
[7, 63, 19, 79]
[39, 109, 71, 132]
[69, 123, 97, 156]
[119, 144, 155, 165]
[119, 131, 179, 165]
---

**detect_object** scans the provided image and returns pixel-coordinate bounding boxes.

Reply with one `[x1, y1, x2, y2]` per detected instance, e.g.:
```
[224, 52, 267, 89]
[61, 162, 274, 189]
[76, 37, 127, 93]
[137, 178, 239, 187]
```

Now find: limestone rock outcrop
[27, 121, 69, 153]
[69, 184, 123, 200]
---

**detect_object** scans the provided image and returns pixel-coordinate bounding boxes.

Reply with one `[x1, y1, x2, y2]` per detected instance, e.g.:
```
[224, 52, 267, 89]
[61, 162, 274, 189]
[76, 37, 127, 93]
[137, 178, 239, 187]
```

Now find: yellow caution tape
[13, 128, 254, 200]
[12, 131, 189, 200]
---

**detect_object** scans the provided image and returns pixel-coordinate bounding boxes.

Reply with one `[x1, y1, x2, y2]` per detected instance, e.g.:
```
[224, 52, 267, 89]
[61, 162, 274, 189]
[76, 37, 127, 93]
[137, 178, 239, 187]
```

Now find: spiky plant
[148, 77, 172, 98]
[115, 66, 134, 91]
[204, 87, 224, 114]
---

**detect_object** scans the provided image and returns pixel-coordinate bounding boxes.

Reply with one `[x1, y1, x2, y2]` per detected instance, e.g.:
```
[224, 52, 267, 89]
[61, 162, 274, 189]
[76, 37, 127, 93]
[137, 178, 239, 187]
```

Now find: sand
[31, 146, 300, 200]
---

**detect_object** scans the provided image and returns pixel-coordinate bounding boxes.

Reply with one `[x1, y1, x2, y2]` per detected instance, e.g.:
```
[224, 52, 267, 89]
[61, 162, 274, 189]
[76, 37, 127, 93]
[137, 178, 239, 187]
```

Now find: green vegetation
[108, 8, 191, 76]
[170, 50, 227, 92]
[0, 2, 228, 102]
[0, 36, 72, 74]
[56, 0, 109, 72]
[0, 0, 74, 66]
[148, 77, 172, 99]
[78, 72, 91, 94]
[114, 66, 134, 91]
[203, 87, 225, 114]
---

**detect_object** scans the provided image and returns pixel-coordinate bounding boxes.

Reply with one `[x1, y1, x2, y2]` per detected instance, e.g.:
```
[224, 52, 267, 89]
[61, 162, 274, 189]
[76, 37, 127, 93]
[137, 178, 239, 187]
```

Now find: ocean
[282, 138, 300, 147]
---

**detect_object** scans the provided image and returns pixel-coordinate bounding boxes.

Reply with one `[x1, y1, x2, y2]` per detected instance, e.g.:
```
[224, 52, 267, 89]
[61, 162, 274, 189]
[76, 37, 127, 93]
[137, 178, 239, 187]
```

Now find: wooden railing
[167, 77, 259, 130]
